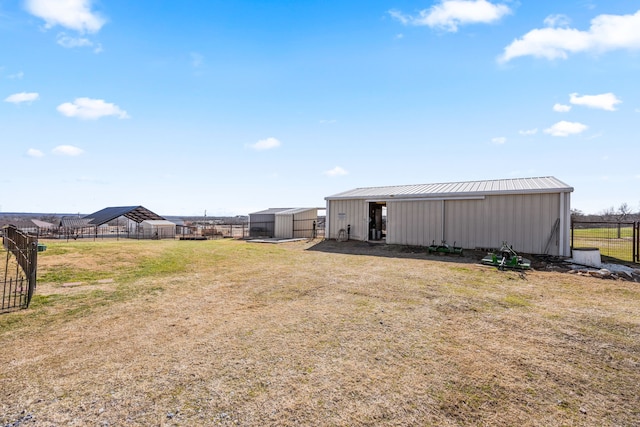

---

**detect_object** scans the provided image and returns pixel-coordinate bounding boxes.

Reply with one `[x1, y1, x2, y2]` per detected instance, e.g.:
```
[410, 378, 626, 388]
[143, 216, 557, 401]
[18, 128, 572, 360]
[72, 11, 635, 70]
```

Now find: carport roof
[325, 176, 573, 200]
[249, 208, 295, 215]
[84, 206, 165, 226]
[250, 207, 318, 216]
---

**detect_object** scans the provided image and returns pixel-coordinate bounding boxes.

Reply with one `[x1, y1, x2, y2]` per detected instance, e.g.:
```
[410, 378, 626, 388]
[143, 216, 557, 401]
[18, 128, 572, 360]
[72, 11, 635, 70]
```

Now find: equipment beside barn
[481, 242, 531, 270]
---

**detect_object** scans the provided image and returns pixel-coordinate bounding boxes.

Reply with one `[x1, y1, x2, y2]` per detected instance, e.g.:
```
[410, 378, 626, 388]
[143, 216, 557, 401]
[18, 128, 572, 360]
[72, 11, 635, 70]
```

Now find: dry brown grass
[1, 239, 639, 426]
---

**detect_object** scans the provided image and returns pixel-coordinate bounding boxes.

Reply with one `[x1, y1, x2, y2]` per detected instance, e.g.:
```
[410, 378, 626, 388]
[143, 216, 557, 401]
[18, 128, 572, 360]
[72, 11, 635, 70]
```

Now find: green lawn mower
[481, 242, 531, 270]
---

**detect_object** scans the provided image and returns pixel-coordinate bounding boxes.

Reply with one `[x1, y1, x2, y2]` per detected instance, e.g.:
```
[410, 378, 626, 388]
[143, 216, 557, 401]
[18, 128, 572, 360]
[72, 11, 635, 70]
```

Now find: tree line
[572, 202, 640, 222]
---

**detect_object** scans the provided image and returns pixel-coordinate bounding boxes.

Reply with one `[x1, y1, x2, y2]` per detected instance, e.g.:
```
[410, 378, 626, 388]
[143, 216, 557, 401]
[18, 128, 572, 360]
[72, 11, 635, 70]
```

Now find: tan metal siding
[293, 208, 318, 238]
[274, 209, 317, 239]
[274, 214, 293, 239]
[328, 199, 368, 240]
[330, 193, 567, 255]
[444, 194, 561, 255]
[387, 200, 443, 246]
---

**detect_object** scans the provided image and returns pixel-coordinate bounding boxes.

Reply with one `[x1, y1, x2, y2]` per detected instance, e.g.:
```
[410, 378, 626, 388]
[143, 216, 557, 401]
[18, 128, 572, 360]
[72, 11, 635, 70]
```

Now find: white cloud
[57, 33, 92, 48]
[7, 71, 24, 80]
[544, 121, 588, 137]
[57, 97, 130, 120]
[569, 92, 621, 111]
[249, 137, 281, 151]
[389, 0, 511, 32]
[544, 14, 571, 28]
[553, 103, 571, 112]
[56, 32, 101, 52]
[499, 10, 640, 63]
[25, 0, 105, 33]
[491, 136, 507, 144]
[519, 128, 538, 136]
[4, 92, 39, 104]
[27, 148, 44, 158]
[323, 166, 348, 177]
[52, 145, 84, 156]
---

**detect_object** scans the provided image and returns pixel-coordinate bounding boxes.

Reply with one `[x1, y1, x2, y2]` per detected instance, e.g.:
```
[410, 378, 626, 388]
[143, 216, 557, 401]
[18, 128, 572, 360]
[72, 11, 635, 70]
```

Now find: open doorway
[368, 202, 386, 241]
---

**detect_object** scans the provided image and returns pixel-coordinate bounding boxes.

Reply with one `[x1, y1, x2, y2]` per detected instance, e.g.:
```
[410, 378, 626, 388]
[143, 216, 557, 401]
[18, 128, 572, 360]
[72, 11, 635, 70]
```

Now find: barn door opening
[368, 202, 386, 241]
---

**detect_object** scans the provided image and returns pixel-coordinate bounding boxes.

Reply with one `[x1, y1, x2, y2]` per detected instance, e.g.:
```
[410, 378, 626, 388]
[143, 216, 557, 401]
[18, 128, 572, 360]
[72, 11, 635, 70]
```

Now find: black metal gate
[293, 218, 318, 239]
[2, 225, 39, 313]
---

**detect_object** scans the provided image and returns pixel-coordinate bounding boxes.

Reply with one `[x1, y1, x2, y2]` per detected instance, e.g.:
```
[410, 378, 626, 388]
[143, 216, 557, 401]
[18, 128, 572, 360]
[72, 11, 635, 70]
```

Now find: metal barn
[325, 177, 573, 256]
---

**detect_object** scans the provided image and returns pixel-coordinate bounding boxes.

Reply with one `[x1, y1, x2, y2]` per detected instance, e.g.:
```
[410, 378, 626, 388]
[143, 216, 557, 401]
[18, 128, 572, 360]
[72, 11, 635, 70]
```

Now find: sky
[2, 0, 639, 216]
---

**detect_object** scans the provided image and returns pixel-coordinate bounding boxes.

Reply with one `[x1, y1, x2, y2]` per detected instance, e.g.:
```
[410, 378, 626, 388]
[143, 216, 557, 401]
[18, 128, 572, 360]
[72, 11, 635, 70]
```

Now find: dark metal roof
[60, 217, 93, 228]
[84, 206, 165, 226]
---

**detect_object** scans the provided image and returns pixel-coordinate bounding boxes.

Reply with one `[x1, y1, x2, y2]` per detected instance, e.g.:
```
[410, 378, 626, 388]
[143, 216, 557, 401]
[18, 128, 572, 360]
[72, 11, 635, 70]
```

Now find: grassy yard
[1, 239, 639, 426]
[572, 226, 635, 262]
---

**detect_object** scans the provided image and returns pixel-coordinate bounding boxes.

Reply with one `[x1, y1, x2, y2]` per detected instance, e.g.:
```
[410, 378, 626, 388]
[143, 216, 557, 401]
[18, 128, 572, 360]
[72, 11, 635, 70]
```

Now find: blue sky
[2, 0, 639, 216]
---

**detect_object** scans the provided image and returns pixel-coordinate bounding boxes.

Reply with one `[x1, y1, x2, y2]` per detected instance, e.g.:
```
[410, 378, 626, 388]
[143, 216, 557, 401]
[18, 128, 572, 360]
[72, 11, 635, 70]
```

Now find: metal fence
[293, 218, 320, 239]
[247, 219, 325, 239]
[7, 219, 326, 242]
[571, 221, 639, 263]
[2, 225, 38, 313]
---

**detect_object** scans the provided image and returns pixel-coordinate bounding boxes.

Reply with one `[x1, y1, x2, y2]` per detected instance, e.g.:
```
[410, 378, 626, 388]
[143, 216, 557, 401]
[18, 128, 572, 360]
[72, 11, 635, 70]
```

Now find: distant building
[84, 206, 175, 239]
[0, 219, 54, 236]
[139, 220, 177, 239]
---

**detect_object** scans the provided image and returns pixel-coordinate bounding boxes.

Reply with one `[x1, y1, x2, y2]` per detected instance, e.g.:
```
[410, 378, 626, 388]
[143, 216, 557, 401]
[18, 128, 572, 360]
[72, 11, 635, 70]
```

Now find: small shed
[139, 220, 176, 239]
[325, 176, 573, 256]
[249, 208, 319, 239]
[274, 208, 319, 239]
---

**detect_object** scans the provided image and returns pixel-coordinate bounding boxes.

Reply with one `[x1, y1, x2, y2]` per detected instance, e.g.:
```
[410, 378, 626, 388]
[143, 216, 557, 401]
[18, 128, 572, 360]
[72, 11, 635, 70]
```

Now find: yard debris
[566, 263, 640, 281]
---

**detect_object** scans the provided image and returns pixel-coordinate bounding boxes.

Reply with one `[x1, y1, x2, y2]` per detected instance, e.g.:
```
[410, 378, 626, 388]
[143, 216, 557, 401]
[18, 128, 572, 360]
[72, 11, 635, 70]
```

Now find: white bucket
[572, 248, 601, 268]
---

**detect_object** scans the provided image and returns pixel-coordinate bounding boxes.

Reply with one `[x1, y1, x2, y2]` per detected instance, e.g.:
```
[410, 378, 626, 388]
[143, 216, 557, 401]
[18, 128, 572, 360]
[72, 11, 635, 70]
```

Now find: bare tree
[571, 208, 584, 219]
[599, 206, 616, 221]
[616, 202, 633, 221]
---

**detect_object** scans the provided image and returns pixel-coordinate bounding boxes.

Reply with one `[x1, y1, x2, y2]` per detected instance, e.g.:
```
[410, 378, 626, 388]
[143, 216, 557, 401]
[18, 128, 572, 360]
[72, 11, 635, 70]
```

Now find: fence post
[571, 220, 574, 251]
[632, 222, 640, 262]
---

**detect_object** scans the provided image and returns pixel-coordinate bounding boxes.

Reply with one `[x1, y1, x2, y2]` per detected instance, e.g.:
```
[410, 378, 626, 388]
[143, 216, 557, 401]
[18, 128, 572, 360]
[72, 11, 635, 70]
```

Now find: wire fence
[7, 219, 326, 242]
[571, 221, 639, 263]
